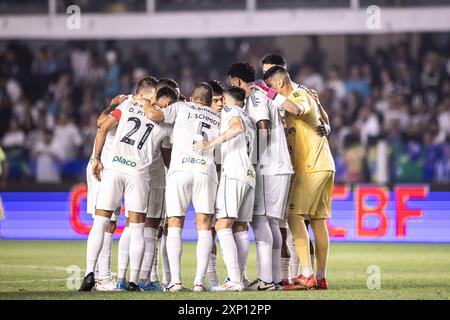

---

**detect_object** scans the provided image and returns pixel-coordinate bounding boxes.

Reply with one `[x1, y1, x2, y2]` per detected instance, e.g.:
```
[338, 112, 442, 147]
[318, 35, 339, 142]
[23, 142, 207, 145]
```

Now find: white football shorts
[215, 178, 254, 223]
[253, 173, 291, 220]
[96, 169, 149, 214]
[86, 165, 121, 221]
[146, 188, 165, 219]
[165, 171, 217, 217]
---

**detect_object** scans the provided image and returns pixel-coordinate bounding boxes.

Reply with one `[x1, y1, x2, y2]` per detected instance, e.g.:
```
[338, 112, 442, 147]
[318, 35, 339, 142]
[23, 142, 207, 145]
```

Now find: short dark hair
[156, 86, 178, 105]
[156, 78, 180, 93]
[207, 80, 225, 96]
[227, 62, 256, 83]
[191, 82, 213, 106]
[263, 65, 288, 81]
[262, 54, 286, 67]
[225, 86, 246, 104]
[136, 76, 158, 94]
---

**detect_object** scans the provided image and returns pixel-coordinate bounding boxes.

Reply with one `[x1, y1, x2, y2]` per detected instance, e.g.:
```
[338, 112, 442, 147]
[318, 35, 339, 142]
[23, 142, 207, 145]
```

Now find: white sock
[117, 226, 130, 280]
[281, 257, 290, 281]
[166, 227, 182, 284]
[217, 228, 240, 283]
[301, 266, 314, 278]
[129, 222, 145, 284]
[233, 230, 249, 280]
[269, 218, 282, 284]
[85, 215, 110, 276]
[94, 263, 99, 279]
[150, 240, 160, 282]
[97, 231, 113, 280]
[286, 228, 299, 280]
[140, 227, 158, 282]
[160, 234, 171, 285]
[207, 253, 219, 284]
[251, 215, 273, 283]
[194, 229, 213, 286]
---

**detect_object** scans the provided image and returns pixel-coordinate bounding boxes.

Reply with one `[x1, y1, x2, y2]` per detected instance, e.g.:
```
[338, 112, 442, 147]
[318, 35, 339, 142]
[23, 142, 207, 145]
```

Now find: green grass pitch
[0, 240, 449, 300]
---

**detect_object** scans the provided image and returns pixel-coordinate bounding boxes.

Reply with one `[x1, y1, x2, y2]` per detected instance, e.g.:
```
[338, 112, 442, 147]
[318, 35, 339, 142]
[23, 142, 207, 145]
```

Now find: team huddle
[79, 54, 335, 293]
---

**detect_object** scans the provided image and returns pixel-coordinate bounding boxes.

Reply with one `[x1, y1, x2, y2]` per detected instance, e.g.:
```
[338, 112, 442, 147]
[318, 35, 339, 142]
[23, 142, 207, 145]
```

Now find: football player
[145, 83, 221, 292]
[262, 54, 331, 282]
[261, 66, 335, 290]
[79, 89, 171, 292]
[228, 62, 293, 291]
[114, 77, 159, 291]
[205, 79, 225, 289]
[194, 86, 256, 292]
[139, 87, 178, 291]
[85, 94, 128, 291]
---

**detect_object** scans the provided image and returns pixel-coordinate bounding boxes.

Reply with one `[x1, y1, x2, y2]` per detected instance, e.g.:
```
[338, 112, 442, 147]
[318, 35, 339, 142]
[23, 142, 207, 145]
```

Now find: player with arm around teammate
[79, 94, 171, 292]
[260, 66, 335, 290]
[194, 86, 256, 292]
[228, 62, 294, 291]
[145, 83, 221, 292]
[139, 87, 178, 291]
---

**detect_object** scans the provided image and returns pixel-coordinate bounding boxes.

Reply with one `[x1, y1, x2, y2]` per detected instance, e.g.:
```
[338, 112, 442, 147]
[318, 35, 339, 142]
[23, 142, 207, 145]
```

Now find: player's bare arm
[193, 116, 244, 152]
[96, 95, 127, 127]
[92, 116, 119, 181]
[256, 119, 270, 163]
[308, 88, 331, 137]
[143, 104, 165, 123]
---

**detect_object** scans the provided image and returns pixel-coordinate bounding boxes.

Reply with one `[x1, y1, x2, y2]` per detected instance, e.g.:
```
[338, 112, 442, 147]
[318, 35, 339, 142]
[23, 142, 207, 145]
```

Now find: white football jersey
[163, 101, 221, 183]
[220, 105, 256, 188]
[149, 126, 172, 189]
[88, 95, 132, 168]
[104, 98, 170, 182]
[245, 89, 293, 176]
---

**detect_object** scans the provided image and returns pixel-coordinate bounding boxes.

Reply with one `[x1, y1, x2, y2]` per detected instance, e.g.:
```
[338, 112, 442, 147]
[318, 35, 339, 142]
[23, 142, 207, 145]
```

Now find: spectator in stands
[345, 65, 371, 99]
[434, 143, 450, 184]
[343, 126, 367, 183]
[325, 66, 346, 103]
[436, 95, 450, 143]
[295, 64, 324, 94]
[52, 113, 82, 162]
[1, 118, 29, 179]
[26, 110, 48, 151]
[355, 105, 381, 146]
[104, 50, 121, 98]
[31, 129, 61, 183]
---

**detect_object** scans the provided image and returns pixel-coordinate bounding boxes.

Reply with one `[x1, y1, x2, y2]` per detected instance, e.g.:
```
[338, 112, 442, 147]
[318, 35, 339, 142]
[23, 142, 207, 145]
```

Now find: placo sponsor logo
[112, 155, 137, 167]
[182, 156, 207, 166]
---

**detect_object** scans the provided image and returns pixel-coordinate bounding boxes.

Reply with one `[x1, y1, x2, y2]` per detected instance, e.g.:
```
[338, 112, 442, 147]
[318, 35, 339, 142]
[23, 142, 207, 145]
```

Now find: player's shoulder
[222, 105, 237, 114]
[289, 87, 309, 100]
[249, 90, 270, 108]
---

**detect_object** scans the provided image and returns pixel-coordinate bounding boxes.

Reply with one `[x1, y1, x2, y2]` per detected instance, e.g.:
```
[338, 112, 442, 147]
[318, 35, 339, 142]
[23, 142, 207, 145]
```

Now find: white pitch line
[0, 264, 117, 275]
[0, 278, 81, 284]
[0, 264, 68, 271]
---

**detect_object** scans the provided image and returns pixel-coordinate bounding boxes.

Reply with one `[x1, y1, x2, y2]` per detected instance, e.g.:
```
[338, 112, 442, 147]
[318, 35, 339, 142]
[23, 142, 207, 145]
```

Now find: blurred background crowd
[0, 34, 449, 185]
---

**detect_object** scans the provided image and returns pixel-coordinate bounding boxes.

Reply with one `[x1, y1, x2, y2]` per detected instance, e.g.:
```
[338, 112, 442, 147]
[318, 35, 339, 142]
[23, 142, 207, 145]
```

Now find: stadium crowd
[0, 38, 449, 184]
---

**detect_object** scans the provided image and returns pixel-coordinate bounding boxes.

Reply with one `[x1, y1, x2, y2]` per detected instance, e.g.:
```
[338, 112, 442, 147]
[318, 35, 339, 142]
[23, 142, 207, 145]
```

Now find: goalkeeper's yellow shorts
[288, 171, 334, 219]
